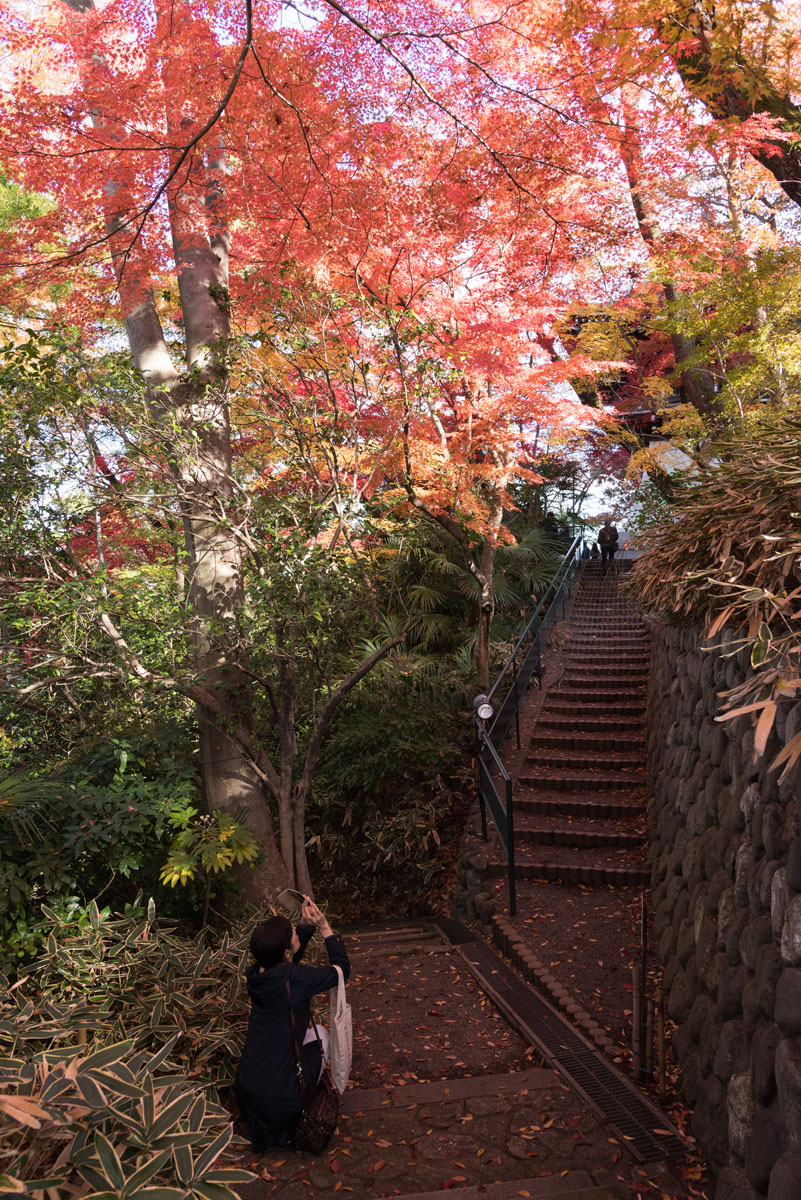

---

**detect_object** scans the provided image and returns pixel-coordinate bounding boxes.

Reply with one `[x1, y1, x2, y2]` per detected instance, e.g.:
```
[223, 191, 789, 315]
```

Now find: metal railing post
[476, 728, 488, 841]
[506, 777, 515, 916]
[474, 533, 581, 915]
[512, 654, 521, 749]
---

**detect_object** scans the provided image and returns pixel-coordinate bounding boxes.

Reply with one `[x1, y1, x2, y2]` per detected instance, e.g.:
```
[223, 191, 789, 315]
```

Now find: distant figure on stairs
[598, 520, 619, 577]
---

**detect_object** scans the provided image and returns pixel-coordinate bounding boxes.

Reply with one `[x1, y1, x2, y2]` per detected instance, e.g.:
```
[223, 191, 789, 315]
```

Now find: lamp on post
[473, 693, 494, 733]
[472, 694, 493, 842]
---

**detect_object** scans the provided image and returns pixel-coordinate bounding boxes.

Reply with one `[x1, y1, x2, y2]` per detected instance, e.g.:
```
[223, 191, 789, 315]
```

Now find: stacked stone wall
[647, 622, 801, 1200]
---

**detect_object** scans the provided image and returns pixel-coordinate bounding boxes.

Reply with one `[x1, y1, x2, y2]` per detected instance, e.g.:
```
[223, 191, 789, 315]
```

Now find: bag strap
[331, 964, 347, 1019]
[287, 973, 324, 1107]
[287, 977, 307, 1106]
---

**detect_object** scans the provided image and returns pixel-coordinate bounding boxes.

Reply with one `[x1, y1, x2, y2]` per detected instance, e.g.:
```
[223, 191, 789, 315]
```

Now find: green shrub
[309, 666, 471, 913]
[0, 726, 210, 969]
[0, 900, 262, 1198]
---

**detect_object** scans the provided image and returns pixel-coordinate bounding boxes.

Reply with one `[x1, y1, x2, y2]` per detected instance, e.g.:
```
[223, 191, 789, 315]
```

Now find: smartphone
[277, 888, 305, 912]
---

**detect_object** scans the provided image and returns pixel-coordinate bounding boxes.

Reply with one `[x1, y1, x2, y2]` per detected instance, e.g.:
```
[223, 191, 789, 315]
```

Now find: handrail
[475, 727, 515, 916]
[486, 533, 582, 710]
[486, 534, 583, 749]
[473, 534, 584, 919]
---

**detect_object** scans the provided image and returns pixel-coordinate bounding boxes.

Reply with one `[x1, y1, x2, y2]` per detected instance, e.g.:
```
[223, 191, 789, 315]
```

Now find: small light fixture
[473, 693, 494, 722]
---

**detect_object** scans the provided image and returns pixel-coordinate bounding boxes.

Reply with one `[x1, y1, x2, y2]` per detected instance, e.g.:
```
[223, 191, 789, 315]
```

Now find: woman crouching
[235, 898, 350, 1152]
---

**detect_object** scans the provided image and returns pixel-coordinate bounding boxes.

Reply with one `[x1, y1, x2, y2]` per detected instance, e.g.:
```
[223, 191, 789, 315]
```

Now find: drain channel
[455, 940, 686, 1164]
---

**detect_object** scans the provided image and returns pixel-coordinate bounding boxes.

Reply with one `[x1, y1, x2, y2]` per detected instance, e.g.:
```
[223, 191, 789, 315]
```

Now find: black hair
[250, 916, 293, 967]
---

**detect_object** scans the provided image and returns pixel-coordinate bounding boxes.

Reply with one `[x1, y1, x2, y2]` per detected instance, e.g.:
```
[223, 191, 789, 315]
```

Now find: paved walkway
[236, 925, 695, 1200]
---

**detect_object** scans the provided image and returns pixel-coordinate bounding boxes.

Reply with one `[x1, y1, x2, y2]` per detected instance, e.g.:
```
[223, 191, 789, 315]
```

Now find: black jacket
[234, 923, 350, 1150]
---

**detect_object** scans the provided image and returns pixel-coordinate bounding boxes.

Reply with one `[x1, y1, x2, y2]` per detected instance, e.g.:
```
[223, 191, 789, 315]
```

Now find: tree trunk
[661, 2, 801, 210]
[64, 0, 287, 904]
[470, 464, 512, 691]
[475, 579, 494, 691]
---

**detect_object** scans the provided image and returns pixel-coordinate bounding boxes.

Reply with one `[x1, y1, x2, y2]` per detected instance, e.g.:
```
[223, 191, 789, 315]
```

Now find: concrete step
[515, 826, 645, 849]
[563, 656, 649, 668]
[530, 729, 644, 752]
[503, 848, 649, 887]
[527, 749, 644, 770]
[553, 678, 647, 691]
[570, 606, 640, 616]
[564, 626, 646, 636]
[536, 715, 644, 734]
[563, 638, 652, 648]
[547, 689, 646, 706]
[519, 768, 645, 792]
[541, 699, 644, 714]
[563, 659, 649, 671]
[515, 793, 644, 818]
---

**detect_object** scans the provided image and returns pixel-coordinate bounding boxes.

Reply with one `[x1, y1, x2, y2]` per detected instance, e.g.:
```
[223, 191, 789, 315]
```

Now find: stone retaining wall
[647, 622, 801, 1200]
[452, 849, 496, 934]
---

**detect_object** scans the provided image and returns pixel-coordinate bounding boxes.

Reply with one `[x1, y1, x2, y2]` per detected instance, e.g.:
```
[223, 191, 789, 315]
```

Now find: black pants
[601, 546, 615, 575]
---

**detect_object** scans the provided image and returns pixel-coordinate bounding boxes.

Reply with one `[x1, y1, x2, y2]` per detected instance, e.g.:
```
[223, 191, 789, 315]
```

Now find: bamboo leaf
[192, 1125, 231, 1179]
[754, 701, 777, 760]
[83, 1040, 135, 1072]
[93, 1132, 126, 1190]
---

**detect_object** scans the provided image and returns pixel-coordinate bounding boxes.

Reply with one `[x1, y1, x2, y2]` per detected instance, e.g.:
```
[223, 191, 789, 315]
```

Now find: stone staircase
[465, 561, 658, 1056]
[510, 561, 650, 888]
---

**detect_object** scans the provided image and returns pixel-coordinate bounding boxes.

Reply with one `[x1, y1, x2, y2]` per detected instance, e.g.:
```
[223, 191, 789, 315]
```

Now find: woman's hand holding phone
[301, 899, 332, 938]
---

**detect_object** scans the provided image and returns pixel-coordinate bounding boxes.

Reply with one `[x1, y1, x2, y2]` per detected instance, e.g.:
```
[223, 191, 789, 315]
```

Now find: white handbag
[329, 964, 352, 1094]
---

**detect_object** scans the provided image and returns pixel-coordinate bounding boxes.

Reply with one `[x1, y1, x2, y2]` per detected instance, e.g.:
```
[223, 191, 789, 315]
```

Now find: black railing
[475, 727, 515, 913]
[474, 534, 584, 917]
[487, 533, 583, 750]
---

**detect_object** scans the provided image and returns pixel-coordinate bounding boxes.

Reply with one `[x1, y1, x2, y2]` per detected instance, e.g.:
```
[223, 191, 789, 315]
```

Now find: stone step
[519, 768, 645, 792]
[531, 729, 644, 751]
[515, 793, 644, 818]
[557, 686, 647, 699]
[515, 826, 645, 849]
[536, 715, 644, 734]
[560, 676, 649, 690]
[567, 624, 645, 633]
[566, 631, 649, 641]
[568, 600, 639, 606]
[490, 849, 648, 887]
[527, 749, 644, 770]
[570, 605, 640, 614]
[563, 655, 649, 667]
[548, 689, 646, 705]
[552, 680, 647, 693]
[563, 659, 649, 672]
[565, 641, 649, 652]
[541, 702, 644, 720]
[346, 925, 433, 939]
[570, 616, 639, 622]
[567, 630, 643, 638]
[514, 809, 644, 836]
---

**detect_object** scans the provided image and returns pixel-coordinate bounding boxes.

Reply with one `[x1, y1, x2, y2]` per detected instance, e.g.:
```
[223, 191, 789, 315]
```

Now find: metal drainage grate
[456, 940, 686, 1164]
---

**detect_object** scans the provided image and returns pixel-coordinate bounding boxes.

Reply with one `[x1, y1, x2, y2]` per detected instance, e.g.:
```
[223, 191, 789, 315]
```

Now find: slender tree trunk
[292, 787, 313, 897]
[661, 3, 801, 211]
[471, 462, 512, 690]
[64, 0, 287, 903]
[475, 577, 494, 690]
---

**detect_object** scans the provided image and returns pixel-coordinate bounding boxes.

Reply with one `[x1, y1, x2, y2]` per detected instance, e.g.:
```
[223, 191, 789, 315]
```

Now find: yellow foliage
[574, 319, 632, 365]
[641, 375, 674, 402]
